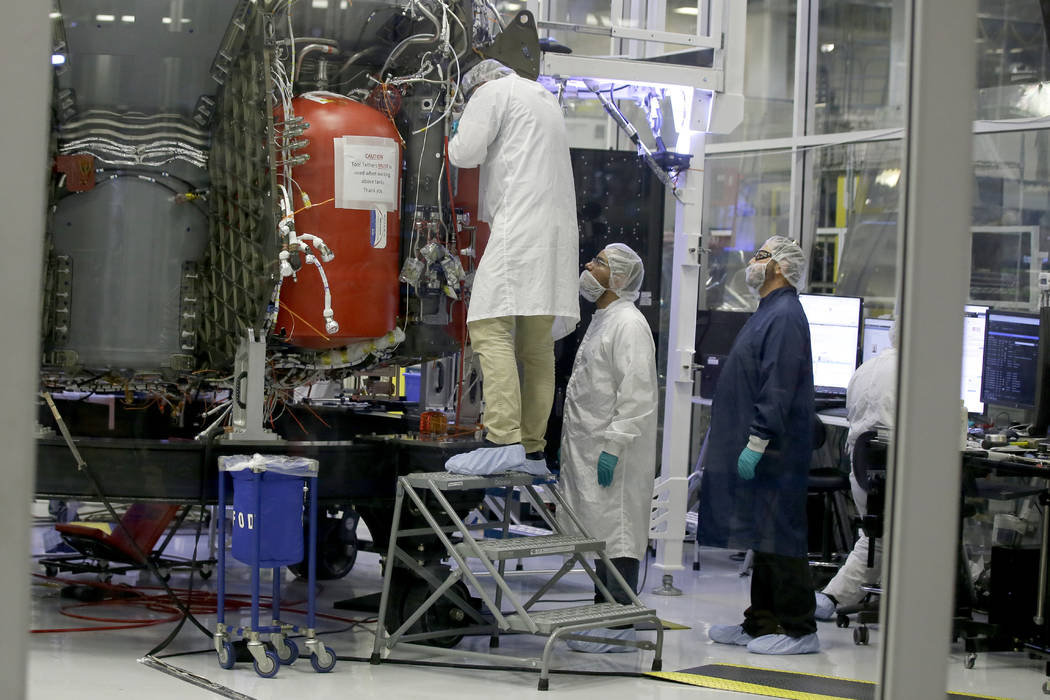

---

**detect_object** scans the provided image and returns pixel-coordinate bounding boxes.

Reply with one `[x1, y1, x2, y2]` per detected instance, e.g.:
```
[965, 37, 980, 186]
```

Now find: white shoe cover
[747, 632, 820, 655]
[814, 592, 836, 621]
[708, 624, 754, 646]
[445, 443, 526, 475]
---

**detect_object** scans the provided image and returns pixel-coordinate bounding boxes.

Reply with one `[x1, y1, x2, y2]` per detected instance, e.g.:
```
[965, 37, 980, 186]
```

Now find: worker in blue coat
[699, 235, 820, 655]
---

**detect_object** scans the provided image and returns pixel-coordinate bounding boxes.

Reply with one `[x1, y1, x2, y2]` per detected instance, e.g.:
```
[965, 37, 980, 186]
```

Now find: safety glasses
[752, 250, 773, 261]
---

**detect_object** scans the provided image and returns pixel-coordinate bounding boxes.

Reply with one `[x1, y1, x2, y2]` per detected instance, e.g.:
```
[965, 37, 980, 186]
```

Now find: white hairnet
[604, 243, 644, 302]
[460, 59, 515, 97]
[763, 235, 807, 289]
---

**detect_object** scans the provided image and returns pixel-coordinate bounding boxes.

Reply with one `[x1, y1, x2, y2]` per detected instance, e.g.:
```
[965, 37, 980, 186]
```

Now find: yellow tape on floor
[658, 619, 691, 630]
[647, 663, 1015, 700]
[648, 670, 852, 700]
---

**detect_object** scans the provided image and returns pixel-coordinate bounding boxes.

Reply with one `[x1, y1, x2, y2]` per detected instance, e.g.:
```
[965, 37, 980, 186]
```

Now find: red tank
[274, 93, 402, 349]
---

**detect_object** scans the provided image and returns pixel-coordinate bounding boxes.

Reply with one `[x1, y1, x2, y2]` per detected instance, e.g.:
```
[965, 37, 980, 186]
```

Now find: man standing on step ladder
[559, 243, 658, 653]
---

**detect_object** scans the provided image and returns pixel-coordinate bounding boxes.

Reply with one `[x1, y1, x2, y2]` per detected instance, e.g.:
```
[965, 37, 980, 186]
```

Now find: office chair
[808, 416, 855, 583]
[833, 430, 886, 645]
[40, 503, 209, 581]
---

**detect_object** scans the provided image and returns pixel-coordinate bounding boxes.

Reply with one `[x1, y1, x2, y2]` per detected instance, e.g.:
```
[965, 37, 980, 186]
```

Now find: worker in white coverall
[445, 59, 580, 475]
[814, 321, 896, 620]
[559, 243, 658, 653]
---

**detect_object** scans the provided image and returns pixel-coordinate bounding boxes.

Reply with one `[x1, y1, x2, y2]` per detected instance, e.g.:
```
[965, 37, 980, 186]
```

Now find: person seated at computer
[814, 319, 897, 620]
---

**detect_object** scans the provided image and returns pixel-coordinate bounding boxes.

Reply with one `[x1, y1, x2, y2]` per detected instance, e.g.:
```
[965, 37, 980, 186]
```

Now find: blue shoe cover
[814, 592, 836, 621]
[747, 632, 820, 655]
[566, 627, 636, 653]
[708, 624, 753, 646]
[445, 444, 526, 475]
[522, 456, 550, 476]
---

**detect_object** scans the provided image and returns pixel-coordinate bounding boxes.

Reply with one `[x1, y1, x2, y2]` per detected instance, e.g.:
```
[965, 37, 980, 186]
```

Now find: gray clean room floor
[26, 508, 1037, 699]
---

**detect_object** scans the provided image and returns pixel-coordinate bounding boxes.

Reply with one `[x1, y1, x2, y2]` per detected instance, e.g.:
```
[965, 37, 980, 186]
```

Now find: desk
[962, 450, 1050, 669]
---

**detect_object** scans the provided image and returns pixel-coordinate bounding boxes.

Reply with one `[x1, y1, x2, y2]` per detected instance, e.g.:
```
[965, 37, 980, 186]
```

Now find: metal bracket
[479, 11, 541, 80]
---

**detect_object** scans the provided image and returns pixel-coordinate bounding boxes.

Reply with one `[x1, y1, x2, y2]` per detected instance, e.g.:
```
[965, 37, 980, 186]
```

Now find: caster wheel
[1041, 679, 1050, 694]
[44, 565, 58, 578]
[836, 614, 850, 628]
[156, 568, 171, 582]
[964, 652, 977, 669]
[853, 626, 869, 645]
[275, 638, 299, 665]
[254, 649, 280, 678]
[217, 641, 235, 670]
[651, 659, 663, 672]
[198, 566, 213, 580]
[310, 645, 337, 673]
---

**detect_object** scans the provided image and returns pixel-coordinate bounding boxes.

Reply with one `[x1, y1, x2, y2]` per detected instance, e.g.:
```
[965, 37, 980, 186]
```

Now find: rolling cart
[213, 454, 336, 678]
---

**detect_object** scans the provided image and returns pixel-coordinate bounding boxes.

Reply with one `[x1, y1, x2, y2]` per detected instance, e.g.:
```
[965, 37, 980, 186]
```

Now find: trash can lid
[218, 453, 319, 477]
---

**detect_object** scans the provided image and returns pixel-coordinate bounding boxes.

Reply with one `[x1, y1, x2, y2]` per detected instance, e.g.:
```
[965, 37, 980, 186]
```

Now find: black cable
[153, 623, 368, 660]
[41, 394, 215, 640]
[335, 654, 651, 678]
[145, 500, 211, 657]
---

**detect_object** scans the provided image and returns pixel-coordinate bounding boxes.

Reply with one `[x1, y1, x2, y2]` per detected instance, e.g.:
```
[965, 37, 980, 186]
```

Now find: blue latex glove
[597, 451, 618, 487]
[737, 448, 762, 480]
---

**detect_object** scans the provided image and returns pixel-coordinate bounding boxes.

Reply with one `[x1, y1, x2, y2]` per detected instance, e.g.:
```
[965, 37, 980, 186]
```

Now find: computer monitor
[861, 318, 894, 363]
[980, 310, 1040, 410]
[696, 310, 752, 359]
[798, 294, 863, 396]
[960, 305, 988, 415]
[695, 310, 752, 399]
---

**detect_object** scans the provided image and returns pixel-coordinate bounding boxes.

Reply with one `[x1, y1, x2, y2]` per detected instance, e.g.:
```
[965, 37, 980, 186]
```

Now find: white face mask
[745, 261, 768, 291]
[579, 269, 606, 302]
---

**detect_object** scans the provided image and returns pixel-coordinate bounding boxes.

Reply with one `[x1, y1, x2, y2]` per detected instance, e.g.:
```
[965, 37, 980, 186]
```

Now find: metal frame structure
[527, 0, 747, 588]
[370, 471, 663, 691]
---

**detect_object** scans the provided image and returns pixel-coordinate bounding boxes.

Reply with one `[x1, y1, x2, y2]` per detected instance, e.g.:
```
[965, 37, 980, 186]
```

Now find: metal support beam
[1, 2, 49, 697]
[653, 131, 706, 580]
[879, 0, 976, 697]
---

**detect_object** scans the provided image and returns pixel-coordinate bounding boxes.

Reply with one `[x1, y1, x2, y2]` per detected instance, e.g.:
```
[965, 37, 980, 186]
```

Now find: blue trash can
[403, 368, 421, 402]
[230, 470, 304, 568]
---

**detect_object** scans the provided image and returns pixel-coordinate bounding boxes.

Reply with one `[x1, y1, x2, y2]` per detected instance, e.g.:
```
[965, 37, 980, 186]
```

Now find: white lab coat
[448, 74, 580, 340]
[845, 347, 897, 456]
[560, 299, 658, 560]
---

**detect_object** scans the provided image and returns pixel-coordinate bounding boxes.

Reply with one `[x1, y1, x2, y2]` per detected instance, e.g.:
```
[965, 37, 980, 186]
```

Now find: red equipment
[274, 94, 402, 349]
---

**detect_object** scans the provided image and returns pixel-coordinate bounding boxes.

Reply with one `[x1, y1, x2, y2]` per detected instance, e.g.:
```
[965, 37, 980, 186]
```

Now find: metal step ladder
[370, 471, 664, 691]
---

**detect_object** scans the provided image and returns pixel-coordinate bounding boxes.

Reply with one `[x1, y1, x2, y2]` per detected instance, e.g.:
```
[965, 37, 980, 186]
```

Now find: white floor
[25, 517, 1040, 700]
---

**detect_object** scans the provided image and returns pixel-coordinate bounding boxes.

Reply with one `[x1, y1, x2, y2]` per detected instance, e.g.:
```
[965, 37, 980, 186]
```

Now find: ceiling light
[674, 6, 699, 16]
[820, 43, 835, 53]
[162, 17, 172, 24]
[96, 14, 115, 22]
[51, 54, 66, 65]
[49, 11, 61, 19]
[121, 15, 135, 23]
[311, 0, 328, 6]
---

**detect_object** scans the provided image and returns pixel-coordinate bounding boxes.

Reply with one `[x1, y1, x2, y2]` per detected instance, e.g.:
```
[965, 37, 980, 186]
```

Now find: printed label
[334, 135, 399, 212]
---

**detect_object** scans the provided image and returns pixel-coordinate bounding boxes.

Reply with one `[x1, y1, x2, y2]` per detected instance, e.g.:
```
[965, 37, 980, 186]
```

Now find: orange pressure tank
[274, 93, 402, 349]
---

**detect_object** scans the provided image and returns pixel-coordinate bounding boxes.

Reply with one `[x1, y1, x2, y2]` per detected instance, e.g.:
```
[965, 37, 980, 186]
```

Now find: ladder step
[505, 602, 656, 635]
[482, 524, 553, 539]
[401, 471, 557, 491]
[460, 534, 605, 560]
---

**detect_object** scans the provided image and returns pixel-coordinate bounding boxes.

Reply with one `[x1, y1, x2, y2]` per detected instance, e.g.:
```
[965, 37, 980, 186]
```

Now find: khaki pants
[468, 315, 555, 453]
